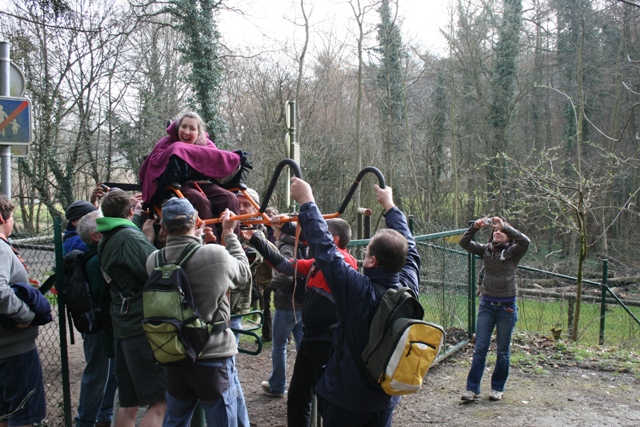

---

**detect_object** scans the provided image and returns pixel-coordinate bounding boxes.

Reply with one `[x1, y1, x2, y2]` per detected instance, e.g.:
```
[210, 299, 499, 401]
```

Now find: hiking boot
[489, 390, 503, 401]
[461, 390, 480, 401]
[261, 381, 285, 398]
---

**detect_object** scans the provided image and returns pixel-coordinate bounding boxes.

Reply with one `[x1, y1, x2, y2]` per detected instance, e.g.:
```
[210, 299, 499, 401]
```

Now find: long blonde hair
[175, 111, 207, 146]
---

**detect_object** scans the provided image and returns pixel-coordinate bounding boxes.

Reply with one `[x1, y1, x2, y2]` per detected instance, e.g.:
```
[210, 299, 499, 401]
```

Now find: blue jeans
[75, 332, 118, 427]
[163, 357, 250, 427]
[466, 300, 518, 394]
[268, 308, 303, 394]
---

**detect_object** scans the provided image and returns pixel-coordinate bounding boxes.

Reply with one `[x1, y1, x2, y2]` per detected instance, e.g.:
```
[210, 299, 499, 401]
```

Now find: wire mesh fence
[12, 223, 67, 427]
[348, 222, 472, 360]
[9, 212, 639, 426]
[515, 265, 640, 349]
[415, 230, 471, 355]
[350, 216, 640, 361]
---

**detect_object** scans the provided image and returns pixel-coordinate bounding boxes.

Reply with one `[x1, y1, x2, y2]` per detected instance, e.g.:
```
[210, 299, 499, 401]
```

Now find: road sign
[11, 144, 30, 158]
[10, 62, 25, 97]
[0, 97, 32, 145]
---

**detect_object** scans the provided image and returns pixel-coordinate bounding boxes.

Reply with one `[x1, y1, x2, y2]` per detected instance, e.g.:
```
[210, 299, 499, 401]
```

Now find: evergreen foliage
[375, 0, 405, 186]
[167, 0, 227, 146]
[487, 0, 523, 212]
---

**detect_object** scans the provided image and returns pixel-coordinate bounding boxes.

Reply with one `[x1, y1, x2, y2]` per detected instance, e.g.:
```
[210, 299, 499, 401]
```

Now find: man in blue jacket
[290, 177, 420, 427]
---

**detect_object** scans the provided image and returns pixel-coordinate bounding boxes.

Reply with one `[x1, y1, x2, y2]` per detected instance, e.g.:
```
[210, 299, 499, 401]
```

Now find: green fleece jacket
[97, 217, 156, 339]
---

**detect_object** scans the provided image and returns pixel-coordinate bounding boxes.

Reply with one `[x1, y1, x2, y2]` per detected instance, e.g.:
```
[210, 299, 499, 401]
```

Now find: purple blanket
[139, 121, 240, 202]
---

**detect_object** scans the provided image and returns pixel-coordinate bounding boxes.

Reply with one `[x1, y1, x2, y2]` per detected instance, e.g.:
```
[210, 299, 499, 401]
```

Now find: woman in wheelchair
[139, 111, 251, 240]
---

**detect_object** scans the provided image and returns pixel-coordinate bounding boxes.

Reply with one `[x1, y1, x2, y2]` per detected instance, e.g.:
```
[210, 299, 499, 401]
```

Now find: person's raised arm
[377, 184, 420, 297]
[290, 177, 315, 205]
[243, 225, 303, 278]
[459, 218, 489, 255]
[90, 184, 106, 208]
[220, 209, 238, 246]
[374, 184, 395, 213]
[499, 221, 530, 261]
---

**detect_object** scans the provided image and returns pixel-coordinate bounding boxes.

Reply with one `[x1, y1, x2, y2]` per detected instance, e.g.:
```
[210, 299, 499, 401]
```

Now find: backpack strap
[155, 242, 229, 334]
[207, 305, 230, 333]
[154, 242, 200, 275]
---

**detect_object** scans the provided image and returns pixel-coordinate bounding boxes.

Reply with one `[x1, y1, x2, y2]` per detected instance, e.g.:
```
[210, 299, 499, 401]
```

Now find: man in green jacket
[96, 189, 166, 426]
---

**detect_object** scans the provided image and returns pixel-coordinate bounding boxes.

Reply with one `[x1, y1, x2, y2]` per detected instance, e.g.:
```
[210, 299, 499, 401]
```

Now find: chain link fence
[10, 211, 639, 426]
[348, 218, 472, 361]
[350, 215, 640, 360]
[12, 218, 68, 427]
[515, 264, 640, 348]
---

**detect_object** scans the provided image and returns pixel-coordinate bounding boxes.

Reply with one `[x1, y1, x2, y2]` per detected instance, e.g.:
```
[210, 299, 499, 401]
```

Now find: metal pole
[54, 217, 73, 427]
[288, 100, 298, 213]
[599, 259, 608, 346]
[467, 221, 476, 337]
[0, 41, 11, 197]
[357, 207, 371, 239]
[364, 213, 371, 239]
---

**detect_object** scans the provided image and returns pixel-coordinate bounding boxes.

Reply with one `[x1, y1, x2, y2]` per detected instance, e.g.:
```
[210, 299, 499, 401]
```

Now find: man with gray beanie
[148, 197, 252, 425]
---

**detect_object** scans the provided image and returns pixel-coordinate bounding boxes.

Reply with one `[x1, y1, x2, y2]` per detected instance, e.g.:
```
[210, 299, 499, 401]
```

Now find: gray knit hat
[65, 200, 97, 223]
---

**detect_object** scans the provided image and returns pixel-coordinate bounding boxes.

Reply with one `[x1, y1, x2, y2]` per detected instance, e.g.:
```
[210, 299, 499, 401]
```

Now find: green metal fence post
[599, 259, 608, 346]
[567, 296, 575, 338]
[54, 216, 73, 427]
[190, 403, 205, 427]
[467, 221, 476, 338]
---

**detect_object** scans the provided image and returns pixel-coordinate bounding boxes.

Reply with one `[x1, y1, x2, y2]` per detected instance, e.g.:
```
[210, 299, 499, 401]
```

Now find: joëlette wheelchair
[103, 159, 386, 355]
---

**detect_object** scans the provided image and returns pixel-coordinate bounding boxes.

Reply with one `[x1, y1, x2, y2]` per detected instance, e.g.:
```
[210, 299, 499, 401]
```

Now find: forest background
[1, 0, 640, 284]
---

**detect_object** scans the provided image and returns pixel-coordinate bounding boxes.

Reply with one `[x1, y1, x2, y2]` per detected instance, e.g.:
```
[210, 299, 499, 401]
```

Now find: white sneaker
[489, 390, 503, 401]
[461, 390, 480, 401]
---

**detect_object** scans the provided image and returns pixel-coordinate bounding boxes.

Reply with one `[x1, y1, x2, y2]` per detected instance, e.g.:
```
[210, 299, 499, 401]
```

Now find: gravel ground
[66, 335, 640, 426]
[236, 338, 640, 427]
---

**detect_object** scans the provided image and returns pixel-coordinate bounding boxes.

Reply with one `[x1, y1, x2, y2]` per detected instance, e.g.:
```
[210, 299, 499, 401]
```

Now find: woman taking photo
[458, 216, 530, 402]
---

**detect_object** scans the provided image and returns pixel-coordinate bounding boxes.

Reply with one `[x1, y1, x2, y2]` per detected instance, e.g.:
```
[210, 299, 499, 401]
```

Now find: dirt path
[235, 341, 640, 427]
[66, 338, 640, 426]
[394, 357, 640, 426]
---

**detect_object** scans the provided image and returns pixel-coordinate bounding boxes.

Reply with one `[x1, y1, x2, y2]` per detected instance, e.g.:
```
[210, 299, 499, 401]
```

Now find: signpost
[0, 41, 33, 197]
[285, 100, 299, 212]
